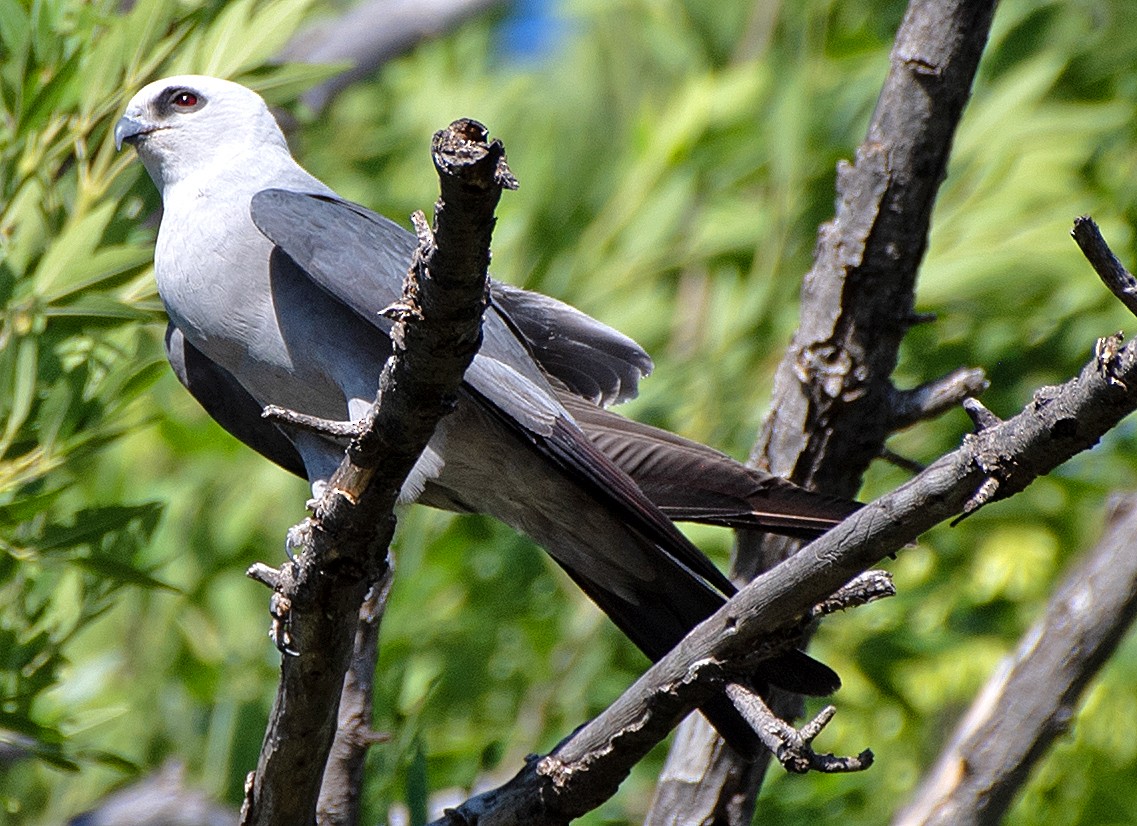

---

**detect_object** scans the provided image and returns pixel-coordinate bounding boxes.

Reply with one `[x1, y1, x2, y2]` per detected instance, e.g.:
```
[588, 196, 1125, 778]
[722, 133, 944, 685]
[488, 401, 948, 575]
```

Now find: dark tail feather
[558, 557, 839, 757]
[561, 393, 860, 537]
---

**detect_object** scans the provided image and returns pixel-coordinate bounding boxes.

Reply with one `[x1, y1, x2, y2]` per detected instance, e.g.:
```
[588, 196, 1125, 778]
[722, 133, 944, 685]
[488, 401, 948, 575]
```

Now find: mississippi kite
[117, 76, 857, 754]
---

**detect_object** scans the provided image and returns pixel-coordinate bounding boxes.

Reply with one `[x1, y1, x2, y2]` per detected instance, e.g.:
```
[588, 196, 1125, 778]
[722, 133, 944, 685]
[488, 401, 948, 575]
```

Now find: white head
[115, 75, 290, 193]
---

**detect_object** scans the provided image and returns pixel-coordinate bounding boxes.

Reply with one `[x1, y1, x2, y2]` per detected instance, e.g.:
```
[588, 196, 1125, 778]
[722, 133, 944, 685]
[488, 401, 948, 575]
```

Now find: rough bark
[239, 121, 514, 826]
[894, 492, 1137, 826]
[316, 573, 394, 825]
[649, 1, 1000, 821]
[427, 330, 1137, 825]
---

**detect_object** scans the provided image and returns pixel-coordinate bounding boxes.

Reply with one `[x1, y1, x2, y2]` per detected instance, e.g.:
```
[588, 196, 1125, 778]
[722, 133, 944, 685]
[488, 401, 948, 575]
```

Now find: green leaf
[34, 503, 163, 554]
[73, 553, 178, 593]
[0, 336, 38, 452]
[30, 200, 118, 297]
[42, 245, 153, 304]
[177, 0, 314, 79]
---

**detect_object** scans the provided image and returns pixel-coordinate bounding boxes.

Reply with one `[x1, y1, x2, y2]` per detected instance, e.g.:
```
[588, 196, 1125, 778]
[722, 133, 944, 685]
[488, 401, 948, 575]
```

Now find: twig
[1071, 215, 1137, 318]
[880, 446, 928, 475]
[723, 686, 872, 774]
[653, 1, 1002, 821]
[890, 367, 990, 430]
[239, 120, 513, 826]
[428, 334, 1137, 825]
[262, 405, 362, 440]
[811, 570, 896, 618]
[895, 492, 1137, 826]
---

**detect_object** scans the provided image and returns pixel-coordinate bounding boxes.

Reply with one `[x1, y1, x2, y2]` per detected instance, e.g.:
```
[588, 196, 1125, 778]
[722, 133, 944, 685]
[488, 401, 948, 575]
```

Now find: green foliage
[0, 0, 336, 820]
[4, 0, 1137, 824]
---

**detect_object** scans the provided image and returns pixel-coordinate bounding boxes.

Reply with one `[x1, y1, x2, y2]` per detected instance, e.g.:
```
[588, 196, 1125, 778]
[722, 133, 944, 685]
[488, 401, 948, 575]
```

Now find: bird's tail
[561, 392, 860, 536]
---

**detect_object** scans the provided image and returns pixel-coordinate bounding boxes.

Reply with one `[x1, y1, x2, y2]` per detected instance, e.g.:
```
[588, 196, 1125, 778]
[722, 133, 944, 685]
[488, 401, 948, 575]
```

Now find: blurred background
[3, 0, 1137, 823]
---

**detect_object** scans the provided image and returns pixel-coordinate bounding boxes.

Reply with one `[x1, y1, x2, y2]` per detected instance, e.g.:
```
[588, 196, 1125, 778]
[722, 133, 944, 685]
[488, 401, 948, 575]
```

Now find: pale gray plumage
[118, 76, 857, 754]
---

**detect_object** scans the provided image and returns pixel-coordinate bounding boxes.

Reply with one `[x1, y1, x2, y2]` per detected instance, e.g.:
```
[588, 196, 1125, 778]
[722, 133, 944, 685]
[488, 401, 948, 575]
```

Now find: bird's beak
[114, 115, 150, 150]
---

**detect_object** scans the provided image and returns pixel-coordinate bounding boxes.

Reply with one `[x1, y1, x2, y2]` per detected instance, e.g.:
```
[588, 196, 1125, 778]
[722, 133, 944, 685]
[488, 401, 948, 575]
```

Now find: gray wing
[489, 282, 652, 406]
[165, 324, 305, 477]
[250, 189, 562, 437]
[248, 188, 736, 593]
[249, 189, 653, 413]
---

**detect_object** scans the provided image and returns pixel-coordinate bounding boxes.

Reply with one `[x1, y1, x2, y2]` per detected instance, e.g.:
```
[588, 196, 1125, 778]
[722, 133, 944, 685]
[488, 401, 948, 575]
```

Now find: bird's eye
[170, 91, 200, 111]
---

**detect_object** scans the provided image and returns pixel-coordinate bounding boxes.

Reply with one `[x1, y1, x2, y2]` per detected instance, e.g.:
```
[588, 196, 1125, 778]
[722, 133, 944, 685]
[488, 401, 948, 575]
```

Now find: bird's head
[115, 75, 289, 193]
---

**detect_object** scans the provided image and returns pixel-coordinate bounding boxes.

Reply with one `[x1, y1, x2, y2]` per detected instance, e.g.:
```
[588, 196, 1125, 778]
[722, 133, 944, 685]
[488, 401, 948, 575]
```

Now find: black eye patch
[158, 87, 206, 115]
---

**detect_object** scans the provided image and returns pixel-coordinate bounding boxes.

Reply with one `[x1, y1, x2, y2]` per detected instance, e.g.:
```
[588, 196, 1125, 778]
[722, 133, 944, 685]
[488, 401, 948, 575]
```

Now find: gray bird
[116, 75, 856, 755]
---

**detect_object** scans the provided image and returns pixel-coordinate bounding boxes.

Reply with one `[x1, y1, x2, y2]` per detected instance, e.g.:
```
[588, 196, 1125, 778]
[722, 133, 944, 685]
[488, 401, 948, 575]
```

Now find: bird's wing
[249, 189, 654, 412]
[248, 188, 738, 596]
[238, 188, 843, 733]
[165, 324, 306, 477]
[489, 281, 653, 407]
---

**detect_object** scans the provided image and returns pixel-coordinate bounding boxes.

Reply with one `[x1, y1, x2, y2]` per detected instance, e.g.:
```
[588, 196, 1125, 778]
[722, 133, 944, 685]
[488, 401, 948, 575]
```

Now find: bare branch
[895, 492, 1137, 826]
[71, 762, 236, 826]
[652, 1, 1001, 820]
[262, 405, 362, 440]
[1071, 215, 1137, 318]
[962, 396, 1002, 431]
[723, 686, 872, 775]
[431, 335, 1137, 824]
[239, 121, 512, 826]
[317, 571, 395, 825]
[890, 368, 990, 430]
[880, 446, 928, 475]
[811, 570, 896, 618]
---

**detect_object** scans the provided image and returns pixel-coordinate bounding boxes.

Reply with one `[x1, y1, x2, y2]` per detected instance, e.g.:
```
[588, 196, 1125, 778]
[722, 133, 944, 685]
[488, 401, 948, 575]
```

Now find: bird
[116, 75, 858, 755]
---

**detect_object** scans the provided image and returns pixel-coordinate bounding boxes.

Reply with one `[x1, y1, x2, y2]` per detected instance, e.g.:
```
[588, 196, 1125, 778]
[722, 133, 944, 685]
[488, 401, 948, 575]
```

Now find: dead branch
[281, 0, 509, 113]
[1072, 215, 1137, 318]
[651, 1, 1001, 821]
[429, 331, 1137, 825]
[238, 120, 513, 826]
[316, 572, 394, 825]
[894, 492, 1137, 826]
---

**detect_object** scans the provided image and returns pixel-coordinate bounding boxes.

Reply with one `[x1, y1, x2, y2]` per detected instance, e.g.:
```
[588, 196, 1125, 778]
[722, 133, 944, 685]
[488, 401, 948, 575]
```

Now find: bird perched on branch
[116, 75, 857, 755]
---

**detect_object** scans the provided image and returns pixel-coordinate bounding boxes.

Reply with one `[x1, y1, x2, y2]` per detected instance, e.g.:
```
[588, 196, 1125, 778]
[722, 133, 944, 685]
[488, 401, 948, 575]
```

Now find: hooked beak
[114, 115, 150, 150]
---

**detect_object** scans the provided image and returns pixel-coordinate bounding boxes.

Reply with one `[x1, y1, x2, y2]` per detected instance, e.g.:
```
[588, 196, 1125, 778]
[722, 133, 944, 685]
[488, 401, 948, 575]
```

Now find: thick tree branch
[894, 492, 1137, 826]
[652, 1, 1000, 820]
[238, 120, 515, 826]
[316, 572, 394, 825]
[431, 331, 1137, 825]
[754, 0, 999, 493]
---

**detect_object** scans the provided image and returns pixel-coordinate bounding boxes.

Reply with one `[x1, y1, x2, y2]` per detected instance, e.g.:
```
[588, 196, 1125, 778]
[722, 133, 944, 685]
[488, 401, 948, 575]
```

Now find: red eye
[171, 91, 199, 109]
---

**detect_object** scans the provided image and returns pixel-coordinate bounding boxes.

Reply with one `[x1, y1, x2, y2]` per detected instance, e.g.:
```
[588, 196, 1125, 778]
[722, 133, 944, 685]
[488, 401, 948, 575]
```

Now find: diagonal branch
[281, 0, 509, 113]
[894, 492, 1137, 826]
[238, 120, 515, 826]
[893, 219, 1137, 826]
[1071, 215, 1137, 317]
[430, 331, 1137, 825]
[652, 1, 1000, 820]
